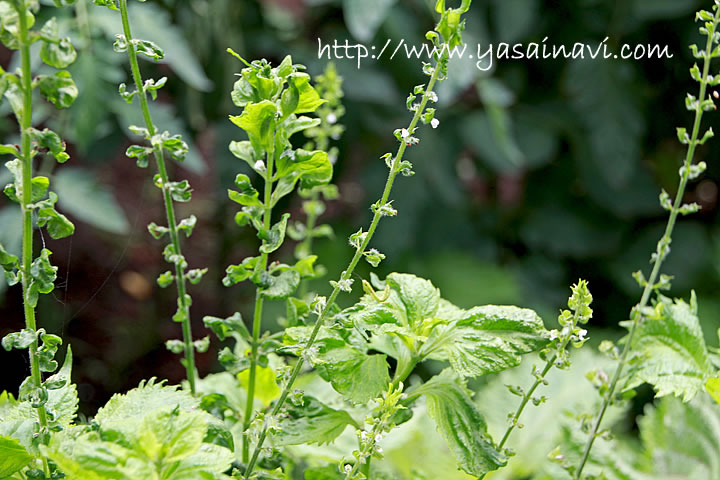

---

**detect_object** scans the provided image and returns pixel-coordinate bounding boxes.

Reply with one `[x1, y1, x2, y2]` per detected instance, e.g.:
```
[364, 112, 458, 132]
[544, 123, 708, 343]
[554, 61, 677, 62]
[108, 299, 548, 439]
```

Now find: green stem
[15, 3, 50, 474]
[297, 189, 319, 299]
[574, 10, 720, 478]
[500, 358, 554, 450]
[118, 0, 196, 395]
[242, 147, 275, 462]
[243, 52, 448, 480]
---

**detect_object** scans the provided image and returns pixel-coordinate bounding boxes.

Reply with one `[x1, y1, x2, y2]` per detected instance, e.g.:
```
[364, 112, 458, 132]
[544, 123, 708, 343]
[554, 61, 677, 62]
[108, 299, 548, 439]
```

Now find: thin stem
[500, 358, 554, 451]
[15, 3, 50, 474]
[242, 146, 275, 462]
[574, 10, 720, 478]
[118, 0, 197, 394]
[243, 52, 448, 479]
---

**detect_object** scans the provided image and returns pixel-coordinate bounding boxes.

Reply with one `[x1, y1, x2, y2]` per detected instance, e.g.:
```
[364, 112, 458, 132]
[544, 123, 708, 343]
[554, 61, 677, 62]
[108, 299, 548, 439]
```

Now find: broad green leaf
[54, 168, 130, 235]
[275, 149, 333, 190]
[286, 73, 326, 114]
[273, 396, 358, 446]
[414, 370, 505, 476]
[0, 435, 32, 477]
[343, 0, 397, 42]
[95, 379, 197, 437]
[426, 305, 549, 377]
[284, 326, 390, 403]
[315, 347, 390, 404]
[137, 407, 206, 463]
[639, 394, 720, 478]
[285, 115, 321, 138]
[384, 273, 441, 328]
[37, 70, 78, 109]
[237, 366, 280, 406]
[230, 100, 277, 154]
[172, 443, 235, 478]
[261, 270, 300, 300]
[623, 295, 712, 401]
[45, 436, 127, 480]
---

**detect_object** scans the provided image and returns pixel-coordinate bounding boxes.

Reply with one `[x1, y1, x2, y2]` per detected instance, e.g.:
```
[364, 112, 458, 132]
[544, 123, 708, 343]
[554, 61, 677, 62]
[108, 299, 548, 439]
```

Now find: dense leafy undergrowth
[3, 0, 720, 479]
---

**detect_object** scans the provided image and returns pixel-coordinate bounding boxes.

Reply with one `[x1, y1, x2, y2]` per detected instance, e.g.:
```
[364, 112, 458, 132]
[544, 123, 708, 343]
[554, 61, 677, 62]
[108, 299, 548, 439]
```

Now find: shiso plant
[107, 0, 205, 395]
[0, 0, 78, 476]
[570, 2, 720, 479]
[2, 0, 720, 479]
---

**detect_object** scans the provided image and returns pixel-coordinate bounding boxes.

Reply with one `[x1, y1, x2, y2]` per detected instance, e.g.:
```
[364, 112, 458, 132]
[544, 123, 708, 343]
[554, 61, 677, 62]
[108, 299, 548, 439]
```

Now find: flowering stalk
[342, 383, 405, 480]
[478, 281, 593, 480]
[112, 0, 202, 394]
[575, 4, 720, 477]
[242, 2, 467, 474]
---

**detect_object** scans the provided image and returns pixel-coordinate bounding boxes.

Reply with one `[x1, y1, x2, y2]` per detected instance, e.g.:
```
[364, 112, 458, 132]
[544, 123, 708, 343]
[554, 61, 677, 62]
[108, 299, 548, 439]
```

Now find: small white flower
[375, 433, 383, 443]
[549, 330, 560, 341]
[577, 329, 588, 341]
[375, 446, 383, 453]
[344, 464, 353, 474]
[254, 160, 266, 172]
[427, 91, 438, 102]
[327, 113, 338, 124]
[401, 128, 410, 138]
[430, 118, 440, 129]
[360, 431, 369, 441]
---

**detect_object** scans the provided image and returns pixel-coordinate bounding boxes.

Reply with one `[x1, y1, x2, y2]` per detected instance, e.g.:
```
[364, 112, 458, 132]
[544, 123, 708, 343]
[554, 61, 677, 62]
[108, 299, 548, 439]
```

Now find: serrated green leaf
[273, 396, 358, 446]
[414, 370, 505, 476]
[0, 435, 32, 477]
[639, 395, 720, 478]
[46, 347, 79, 426]
[95, 379, 197, 437]
[427, 305, 549, 377]
[315, 346, 390, 404]
[137, 407, 206, 463]
[37, 70, 78, 109]
[623, 295, 713, 402]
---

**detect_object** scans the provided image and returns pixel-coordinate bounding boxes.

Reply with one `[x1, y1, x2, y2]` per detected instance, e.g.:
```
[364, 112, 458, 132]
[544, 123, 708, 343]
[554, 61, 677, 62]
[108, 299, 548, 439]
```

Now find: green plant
[5, 1, 720, 480]
[0, 0, 78, 475]
[96, 0, 206, 394]
[571, 2, 720, 478]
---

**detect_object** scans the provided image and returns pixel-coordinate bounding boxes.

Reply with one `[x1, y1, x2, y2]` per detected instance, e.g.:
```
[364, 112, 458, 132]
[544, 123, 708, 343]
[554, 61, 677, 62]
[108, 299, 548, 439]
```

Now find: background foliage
[1, 0, 719, 471]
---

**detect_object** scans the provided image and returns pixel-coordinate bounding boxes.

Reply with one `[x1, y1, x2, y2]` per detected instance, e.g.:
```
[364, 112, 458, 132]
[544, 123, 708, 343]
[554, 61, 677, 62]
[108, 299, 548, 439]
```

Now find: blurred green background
[1, 0, 719, 422]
